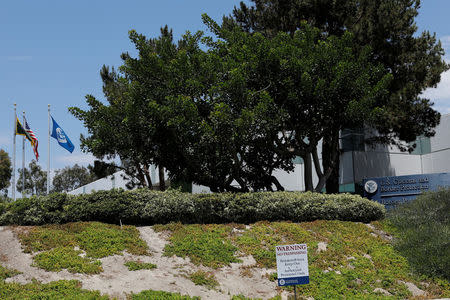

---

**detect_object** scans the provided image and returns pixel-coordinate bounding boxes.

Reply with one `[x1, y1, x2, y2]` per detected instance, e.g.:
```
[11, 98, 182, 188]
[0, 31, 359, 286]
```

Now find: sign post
[276, 244, 309, 299]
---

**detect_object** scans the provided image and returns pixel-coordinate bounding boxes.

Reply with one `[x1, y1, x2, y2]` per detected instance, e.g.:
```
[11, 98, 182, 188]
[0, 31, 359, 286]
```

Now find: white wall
[192, 184, 211, 194]
[430, 114, 450, 152]
[421, 113, 450, 174]
[69, 170, 130, 195]
[272, 164, 305, 191]
[422, 149, 450, 174]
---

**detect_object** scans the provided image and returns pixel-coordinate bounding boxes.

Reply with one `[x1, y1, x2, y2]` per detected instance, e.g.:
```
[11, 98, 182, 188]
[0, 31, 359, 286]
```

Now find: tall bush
[388, 189, 450, 279]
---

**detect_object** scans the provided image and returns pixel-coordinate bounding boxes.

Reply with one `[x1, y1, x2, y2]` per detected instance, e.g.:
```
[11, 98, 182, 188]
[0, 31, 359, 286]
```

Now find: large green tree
[169, 42, 292, 191]
[225, 0, 448, 192]
[204, 15, 390, 191]
[71, 16, 392, 192]
[0, 149, 12, 195]
[71, 26, 294, 192]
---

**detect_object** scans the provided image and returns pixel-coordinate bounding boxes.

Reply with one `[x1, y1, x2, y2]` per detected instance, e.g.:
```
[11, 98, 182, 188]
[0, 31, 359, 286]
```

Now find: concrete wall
[349, 114, 450, 182]
[430, 114, 450, 152]
[422, 149, 450, 173]
[421, 113, 450, 173]
[69, 170, 130, 195]
[272, 164, 305, 191]
[191, 184, 211, 194]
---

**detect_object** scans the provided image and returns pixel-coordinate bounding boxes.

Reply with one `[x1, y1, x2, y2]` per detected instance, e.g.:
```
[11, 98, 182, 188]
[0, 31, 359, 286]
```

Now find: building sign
[363, 173, 450, 208]
[276, 244, 309, 286]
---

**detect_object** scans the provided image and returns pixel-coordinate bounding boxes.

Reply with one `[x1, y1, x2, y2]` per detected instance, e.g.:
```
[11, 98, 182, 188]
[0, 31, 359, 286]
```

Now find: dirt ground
[0, 225, 281, 300]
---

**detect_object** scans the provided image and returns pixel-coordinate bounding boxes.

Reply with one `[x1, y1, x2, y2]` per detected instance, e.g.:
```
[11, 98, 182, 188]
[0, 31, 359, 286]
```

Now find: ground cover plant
[128, 290, 200, 300]
[386, 189, 450, 280]
[0, 264, 20, 281]
[0, 279, 108, 300]
[157, 220, 450, 299]
[34, 246, 103, 274]
[154, 223, 241, 268]
[16, 221, 149, 274]
[124, 260, 157, 271]
[0, 264, 107, 300]
[188, 270, 219, 290]
[231, 296, 281, 300]
[4, 219, 449, 299]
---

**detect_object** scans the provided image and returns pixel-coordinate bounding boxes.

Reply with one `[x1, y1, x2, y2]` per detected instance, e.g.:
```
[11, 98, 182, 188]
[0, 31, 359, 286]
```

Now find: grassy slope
[155, 220, 450, 299]
[16, 221, 148, 274]
[1, 221, 449, 299]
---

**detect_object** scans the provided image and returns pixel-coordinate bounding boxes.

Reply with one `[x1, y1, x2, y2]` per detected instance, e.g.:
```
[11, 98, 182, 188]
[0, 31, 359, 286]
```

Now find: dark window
[340, 128, 365, 152]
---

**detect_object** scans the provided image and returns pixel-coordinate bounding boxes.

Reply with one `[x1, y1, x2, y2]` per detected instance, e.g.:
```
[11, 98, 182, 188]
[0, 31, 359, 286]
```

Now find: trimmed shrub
[0, 193, 68, 225]
[0, 189, 385, 226]
[387, 188, 450, 279]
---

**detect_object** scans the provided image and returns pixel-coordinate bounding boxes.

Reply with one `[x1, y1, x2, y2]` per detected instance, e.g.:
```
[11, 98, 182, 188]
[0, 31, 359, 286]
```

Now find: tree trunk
[312, 146, 325, 192]
[158, 165, 165, 191]
[326, 158, 339, 193]
[323, 131, 340, 194]
[303, 152, 313, 192]
[271, 176, 285, 191]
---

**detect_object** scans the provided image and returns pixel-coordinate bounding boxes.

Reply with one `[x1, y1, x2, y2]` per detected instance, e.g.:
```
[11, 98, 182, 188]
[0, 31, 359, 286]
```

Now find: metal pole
[12, 103, 16, 201]
[294, 285, 297, 300]
[22, 111, 25, 197]
[47, 104, 50, 195]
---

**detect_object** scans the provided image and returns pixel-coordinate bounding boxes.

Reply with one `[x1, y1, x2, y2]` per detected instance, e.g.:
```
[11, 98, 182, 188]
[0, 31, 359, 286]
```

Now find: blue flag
[51, 116, 75, 153]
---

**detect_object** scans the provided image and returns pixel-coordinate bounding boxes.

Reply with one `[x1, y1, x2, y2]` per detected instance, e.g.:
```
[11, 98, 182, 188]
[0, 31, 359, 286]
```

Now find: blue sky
[1, 1, 450, 188]
[0, 0, 244, 173]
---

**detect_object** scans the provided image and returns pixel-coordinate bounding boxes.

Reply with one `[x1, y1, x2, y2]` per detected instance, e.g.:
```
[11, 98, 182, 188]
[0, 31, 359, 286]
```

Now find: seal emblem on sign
[279, 279, 285, 285]
[364, 180, 378, 194]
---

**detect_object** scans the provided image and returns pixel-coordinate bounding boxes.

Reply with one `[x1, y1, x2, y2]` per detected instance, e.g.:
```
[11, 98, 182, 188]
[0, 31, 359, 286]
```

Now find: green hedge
[0, 189, 385, 226]
[387, 188, 450, 279]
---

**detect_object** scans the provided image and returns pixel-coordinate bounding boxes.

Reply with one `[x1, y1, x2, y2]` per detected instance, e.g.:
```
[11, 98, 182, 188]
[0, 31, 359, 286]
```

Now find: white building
[340, 113, 450, 192]
[69, 113, 450, 195]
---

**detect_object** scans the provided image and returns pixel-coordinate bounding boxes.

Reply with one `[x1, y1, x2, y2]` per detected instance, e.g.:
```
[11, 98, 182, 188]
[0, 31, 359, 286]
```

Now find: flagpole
[47, 104, 50, 195]
[12, 103, 16, 201]
[22, 111, 25, 198]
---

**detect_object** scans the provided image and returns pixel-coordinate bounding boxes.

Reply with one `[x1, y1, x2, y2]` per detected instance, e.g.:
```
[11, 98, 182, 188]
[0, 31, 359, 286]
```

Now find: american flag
[24, 117, 39, 161]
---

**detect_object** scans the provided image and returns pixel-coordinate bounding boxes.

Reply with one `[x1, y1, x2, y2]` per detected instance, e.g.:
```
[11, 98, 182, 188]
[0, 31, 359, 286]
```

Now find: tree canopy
[71, 26, 293, 192]
[224, 0, 448, 192]
[71, 16, 393, 192]
[203, 16, 391, 191]
[69, 2, 447, 192]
